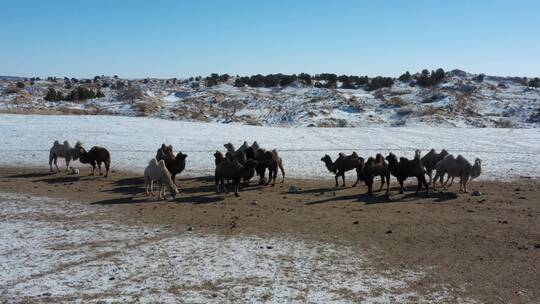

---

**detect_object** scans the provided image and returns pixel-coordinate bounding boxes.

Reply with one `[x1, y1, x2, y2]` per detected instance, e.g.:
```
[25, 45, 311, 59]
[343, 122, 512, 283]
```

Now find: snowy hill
[1, 71, 539, 128]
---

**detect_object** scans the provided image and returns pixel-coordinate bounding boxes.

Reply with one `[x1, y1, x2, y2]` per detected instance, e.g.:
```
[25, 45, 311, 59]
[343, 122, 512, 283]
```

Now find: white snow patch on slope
[0, 193, 475, 303]
[0, 114, 538, 180]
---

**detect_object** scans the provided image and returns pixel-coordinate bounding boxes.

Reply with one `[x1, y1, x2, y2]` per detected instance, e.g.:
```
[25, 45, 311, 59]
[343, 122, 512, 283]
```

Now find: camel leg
[279, 162, 285, 183]
[378, 175, 385, 192]
[65, 158, 71, 172]
[104, 161, 109, 178]
[385, 173, 390, 196]
[234, 179, 240, 197]
[150, 180, 155, 196]
[171, 173, 177, 186]
[49, 156, 54, 172]
[145, 180, 149, 196]
[272, 168, 277, 186]
[90, 164, 95, 176]
[352, 169, 360, 187]
[97, 162, 103, 175]
[398, 180, 404, 194]
[334, 174, 339, 187]
[54, 158, 60, 172]
[420, 175, 429, 197]
[445, 175, 454, 187]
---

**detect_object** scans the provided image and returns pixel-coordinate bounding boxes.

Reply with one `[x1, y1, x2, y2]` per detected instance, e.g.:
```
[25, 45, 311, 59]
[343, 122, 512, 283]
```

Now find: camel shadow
[295, 185, 356, 195]
[103, 177, 145, 196]
[8, 172, 56, 179]
[91, 196, 147, 205]
[37, 176, 80, 184]
[305, 187, 459, 205]
[174, 194, 225, 204]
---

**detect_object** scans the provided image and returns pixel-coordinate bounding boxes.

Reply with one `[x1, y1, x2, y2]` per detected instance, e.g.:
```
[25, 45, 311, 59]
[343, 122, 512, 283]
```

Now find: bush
[528, 77, 540, 88]
[475, 73, 485, 83]
[16, 81, 25, 88]
[44, 88, 64, 101]
[298, 73, 311, 85]
[416, 68, 446, 87]
[366, 76, 394, 91]
[65, 86, 96, 102]
[398, 71, 411, 82]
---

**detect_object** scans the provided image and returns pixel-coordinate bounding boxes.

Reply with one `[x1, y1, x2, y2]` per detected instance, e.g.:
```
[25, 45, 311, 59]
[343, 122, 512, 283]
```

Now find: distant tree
[474, 73, 485, 83]
[188, 77, 194, 81]
[234, 78, 245, 87]
[263, 74, 280, 87]
[219, 74, 230, 82]
[416, 70, 432, 87]
[44, 88, 62, 101]
[65, 86, 96, 102]
[356, 76, 369, 86]
[298, 73, 312, 85]
[95, 89, 105, 98]
[529, 77, 540, 88]
[115, 80, 125, 90]
[93, 76, 100, 82]
[279, 74, 296, 86]
[16, 81, 25, 88]
[398, 71, 411, 82]
[113, 75, 118, 79]
[365, 76, 394, 91]
[205, 76, 218, 87]
[248, 74, 265, 87]
[117, 86, 143, 103]
[432, 68, 446, 82]
[102, 82, 110, 88]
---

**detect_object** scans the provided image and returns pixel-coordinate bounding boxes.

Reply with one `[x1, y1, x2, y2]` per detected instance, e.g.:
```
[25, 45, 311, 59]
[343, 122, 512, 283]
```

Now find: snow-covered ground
[0, 114, 539, 180]
[0, 192, 475, 303]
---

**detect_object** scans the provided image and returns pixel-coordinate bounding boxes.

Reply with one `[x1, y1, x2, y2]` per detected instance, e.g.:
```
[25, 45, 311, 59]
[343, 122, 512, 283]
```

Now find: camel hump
[53, 140, 60, 146]
[148, 158, 158, 166]
[351, 152, 358, 158]
[272, 149, 279, 156]
[338, 152, 346, 158]
[63, 140, 70, 146]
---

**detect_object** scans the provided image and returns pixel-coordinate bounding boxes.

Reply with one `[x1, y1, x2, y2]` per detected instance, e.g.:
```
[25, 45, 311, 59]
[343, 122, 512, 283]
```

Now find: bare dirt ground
[1, 166, 539, 303]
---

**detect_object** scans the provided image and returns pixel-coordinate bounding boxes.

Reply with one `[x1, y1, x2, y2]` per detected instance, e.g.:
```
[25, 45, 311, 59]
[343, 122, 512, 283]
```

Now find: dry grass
[134, 98, 164, 116]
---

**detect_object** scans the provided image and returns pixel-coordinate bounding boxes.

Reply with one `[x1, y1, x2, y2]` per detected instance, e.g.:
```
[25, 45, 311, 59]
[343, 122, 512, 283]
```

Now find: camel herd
[48, 140, 482, 200]
[321, 148, 482, 197]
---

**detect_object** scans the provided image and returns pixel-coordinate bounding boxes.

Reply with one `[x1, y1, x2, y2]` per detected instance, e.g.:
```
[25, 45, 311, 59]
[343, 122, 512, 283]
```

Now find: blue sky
[1, 0, 539, 78]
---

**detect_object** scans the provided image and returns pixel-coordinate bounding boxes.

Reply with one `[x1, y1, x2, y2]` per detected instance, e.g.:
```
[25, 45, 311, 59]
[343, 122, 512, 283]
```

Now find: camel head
[320, 155, 335, 173]
[237, 141, 249, 152]
[71, 141, 83, 160]
[214, 151, 224, 164]
[414, 149, 421, 160]
[385, 153, 398, 164]
[440, 149, 449, 158]
[472, 158, 482, 179]
[224, 143, 235, 153]
[251, 141, 260, 151]
[175, 152, 188, 161]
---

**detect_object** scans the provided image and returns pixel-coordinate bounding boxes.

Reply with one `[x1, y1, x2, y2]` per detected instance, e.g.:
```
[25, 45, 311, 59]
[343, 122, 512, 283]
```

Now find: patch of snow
[0, 193, 477, 303]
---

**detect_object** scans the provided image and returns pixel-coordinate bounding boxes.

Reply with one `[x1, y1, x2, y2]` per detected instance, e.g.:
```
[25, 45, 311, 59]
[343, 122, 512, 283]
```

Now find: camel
[433, 155, 482, 193]
[49, 140, 83, 172]
[361, 154, 390, 196]
[321, 152, 363, 187]
[421, 148, 449, 184]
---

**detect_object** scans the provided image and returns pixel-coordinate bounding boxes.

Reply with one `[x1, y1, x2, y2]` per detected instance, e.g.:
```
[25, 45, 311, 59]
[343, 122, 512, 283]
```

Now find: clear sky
[1, 0, 539, 78]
